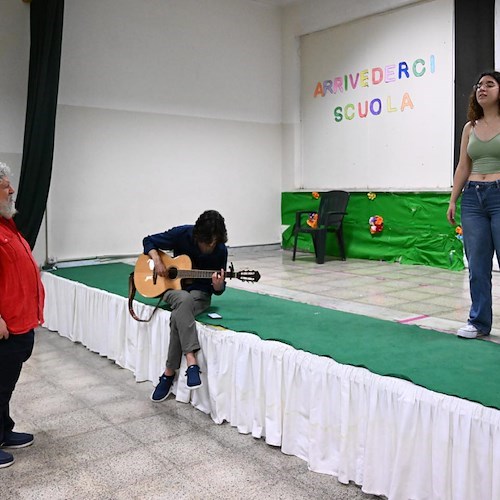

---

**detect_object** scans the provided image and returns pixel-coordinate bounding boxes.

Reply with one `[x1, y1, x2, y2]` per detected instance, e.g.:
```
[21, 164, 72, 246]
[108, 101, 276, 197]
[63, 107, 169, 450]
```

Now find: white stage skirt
[41, 271, 500, 500]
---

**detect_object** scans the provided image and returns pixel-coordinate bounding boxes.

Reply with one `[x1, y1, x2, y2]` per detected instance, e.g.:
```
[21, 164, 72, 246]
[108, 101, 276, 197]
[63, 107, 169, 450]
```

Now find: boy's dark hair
[193, 210, 228, 244]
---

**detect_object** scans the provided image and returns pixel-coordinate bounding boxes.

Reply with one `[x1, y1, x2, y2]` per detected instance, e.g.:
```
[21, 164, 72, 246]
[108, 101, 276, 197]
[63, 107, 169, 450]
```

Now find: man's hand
[0, 317, 9, 340]
[212, 269, 225, 292]
[149, 249, 168, 277]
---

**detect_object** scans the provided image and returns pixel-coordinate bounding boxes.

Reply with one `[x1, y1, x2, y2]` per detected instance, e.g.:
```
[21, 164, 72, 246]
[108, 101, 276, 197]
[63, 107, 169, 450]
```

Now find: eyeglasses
[474, 82, 499, 91]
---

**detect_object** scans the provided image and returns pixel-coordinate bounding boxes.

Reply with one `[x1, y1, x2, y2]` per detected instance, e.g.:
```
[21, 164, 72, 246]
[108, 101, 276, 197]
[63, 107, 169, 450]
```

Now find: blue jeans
[461, 180, 500, 333]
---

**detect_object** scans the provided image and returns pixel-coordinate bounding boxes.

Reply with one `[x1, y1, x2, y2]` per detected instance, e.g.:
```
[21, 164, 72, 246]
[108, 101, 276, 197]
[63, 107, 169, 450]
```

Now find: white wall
[0, 1, 48, 263]
[49, 0, 283, 261]
[281, 0, 437, 191]
[300, 0, 453, 190]
[0, 0, 29, 186]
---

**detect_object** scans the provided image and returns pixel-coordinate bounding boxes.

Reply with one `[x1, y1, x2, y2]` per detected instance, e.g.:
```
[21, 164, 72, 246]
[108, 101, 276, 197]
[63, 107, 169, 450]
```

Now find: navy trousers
[0, 330, 34, 444]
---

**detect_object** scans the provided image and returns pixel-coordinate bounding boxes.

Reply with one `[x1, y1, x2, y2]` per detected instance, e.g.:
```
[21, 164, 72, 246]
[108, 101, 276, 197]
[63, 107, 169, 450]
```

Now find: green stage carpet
[49, 263, 500, 410]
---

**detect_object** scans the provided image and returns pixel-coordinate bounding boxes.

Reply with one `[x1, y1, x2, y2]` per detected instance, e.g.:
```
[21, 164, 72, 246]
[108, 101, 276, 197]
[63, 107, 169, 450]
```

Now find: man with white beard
[0, 162, 45, 468]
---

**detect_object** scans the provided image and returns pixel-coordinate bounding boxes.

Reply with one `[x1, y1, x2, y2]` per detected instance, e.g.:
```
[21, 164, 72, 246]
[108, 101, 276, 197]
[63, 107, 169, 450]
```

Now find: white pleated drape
[41, 271, 500, 500]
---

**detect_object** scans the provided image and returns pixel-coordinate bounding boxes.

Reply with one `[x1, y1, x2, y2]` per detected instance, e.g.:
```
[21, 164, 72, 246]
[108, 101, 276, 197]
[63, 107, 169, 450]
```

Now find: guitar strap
[128, 272, 164, 322]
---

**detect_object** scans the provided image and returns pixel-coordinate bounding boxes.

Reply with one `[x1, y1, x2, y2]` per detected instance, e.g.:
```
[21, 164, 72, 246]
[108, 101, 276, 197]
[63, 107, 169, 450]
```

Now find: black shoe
[0, 450, 14, 468]
[151, 374, 175, 402]
[185, 364, 202, 389]
[1, 431, 34, 449]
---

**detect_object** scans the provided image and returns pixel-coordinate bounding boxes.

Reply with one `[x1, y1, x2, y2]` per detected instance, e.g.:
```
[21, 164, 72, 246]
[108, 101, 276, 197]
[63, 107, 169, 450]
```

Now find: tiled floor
[3, 247, 497, 499]
[227, 245, 500, 342]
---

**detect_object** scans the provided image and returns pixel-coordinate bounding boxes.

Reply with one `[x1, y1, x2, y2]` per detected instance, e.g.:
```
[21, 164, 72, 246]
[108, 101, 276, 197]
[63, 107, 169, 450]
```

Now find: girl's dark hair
[467, 71, 500, 123]
[193, 210, 228, 244]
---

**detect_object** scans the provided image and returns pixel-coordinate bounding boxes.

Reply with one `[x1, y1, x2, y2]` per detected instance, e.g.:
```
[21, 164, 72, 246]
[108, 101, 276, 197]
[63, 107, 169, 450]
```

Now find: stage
[41, 257, 500, 500]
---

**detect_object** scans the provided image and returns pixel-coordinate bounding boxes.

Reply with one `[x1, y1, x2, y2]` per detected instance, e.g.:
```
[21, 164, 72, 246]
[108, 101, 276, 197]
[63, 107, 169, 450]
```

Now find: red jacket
[0, 217, 45, 334]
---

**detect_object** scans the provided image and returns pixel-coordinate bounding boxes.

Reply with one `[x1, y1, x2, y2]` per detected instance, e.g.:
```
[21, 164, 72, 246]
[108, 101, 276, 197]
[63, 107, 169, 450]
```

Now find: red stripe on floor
[397, 314, 429, 324]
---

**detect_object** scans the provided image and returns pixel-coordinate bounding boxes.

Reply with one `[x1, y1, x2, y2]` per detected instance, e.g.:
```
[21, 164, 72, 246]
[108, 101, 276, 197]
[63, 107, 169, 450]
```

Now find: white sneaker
[457, 323, 488, 339]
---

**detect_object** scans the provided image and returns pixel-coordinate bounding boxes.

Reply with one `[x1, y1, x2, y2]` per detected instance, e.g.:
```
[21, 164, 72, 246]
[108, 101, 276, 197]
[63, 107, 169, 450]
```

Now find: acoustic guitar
[133, 253, 261, 298]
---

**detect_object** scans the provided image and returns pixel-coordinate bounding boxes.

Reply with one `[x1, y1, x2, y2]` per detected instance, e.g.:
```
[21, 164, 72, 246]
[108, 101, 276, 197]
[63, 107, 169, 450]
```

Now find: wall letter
[323, 80, 333, 95]
[358, 101, 368, 118]
[398, 62, 410, 79]
[412, 59, 426, 77]
[370, 98, 382, 116]
[385, 65, 396, 83]
[360, 70, 369, 87]
[345, 104, 355, 120]
[372, 67, 384, 85]
[349, 73, 360, 89]
[387, 96, 397, 112]
[401, 92, 414, 111]
[313, 82, 324, 97]
[334, 106, 343, 122]
[333, 77, 344, 94]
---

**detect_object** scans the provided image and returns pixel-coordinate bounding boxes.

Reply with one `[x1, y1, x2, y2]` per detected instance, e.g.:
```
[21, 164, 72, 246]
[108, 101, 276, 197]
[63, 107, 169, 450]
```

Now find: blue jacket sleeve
[142, 227, 181, 255]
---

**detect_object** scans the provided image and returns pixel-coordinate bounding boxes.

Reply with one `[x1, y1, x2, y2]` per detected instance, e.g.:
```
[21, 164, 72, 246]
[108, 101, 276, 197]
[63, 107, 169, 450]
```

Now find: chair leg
[337, 226, 346, 261]
[292, 229, 298, 261]
[314, 230, 326, 264]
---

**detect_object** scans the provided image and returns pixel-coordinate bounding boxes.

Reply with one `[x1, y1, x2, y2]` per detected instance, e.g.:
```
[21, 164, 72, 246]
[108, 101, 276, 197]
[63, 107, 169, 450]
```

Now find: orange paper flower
[307, 212, 318, 228]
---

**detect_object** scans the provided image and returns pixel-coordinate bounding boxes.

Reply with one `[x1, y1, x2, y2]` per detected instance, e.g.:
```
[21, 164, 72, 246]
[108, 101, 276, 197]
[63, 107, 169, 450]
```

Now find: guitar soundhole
[167, 267, 178, 279]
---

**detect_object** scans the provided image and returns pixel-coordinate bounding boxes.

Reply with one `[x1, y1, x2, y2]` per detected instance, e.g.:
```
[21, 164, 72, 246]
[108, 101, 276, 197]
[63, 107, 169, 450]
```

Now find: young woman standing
[447, 71, 500, 338]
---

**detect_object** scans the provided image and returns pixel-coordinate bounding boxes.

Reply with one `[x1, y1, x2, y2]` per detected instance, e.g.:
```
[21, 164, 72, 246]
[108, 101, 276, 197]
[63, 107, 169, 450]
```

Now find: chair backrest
[318, 190, 350, 228]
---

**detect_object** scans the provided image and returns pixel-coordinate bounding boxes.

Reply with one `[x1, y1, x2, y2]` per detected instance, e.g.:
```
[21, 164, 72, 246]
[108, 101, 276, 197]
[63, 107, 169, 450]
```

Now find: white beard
[0, 198, 17, 219]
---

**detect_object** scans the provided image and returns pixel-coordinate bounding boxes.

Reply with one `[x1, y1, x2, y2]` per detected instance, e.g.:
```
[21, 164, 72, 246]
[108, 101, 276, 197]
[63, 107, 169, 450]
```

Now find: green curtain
[15, 0, 64, 248]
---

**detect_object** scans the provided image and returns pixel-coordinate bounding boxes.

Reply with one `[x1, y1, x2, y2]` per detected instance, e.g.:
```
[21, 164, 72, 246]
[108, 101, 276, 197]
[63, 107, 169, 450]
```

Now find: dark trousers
[0, 330, 34, 444]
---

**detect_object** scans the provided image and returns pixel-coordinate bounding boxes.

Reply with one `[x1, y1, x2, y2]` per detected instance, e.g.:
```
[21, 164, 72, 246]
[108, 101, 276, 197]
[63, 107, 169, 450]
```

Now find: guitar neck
[176, 269, 228, 280]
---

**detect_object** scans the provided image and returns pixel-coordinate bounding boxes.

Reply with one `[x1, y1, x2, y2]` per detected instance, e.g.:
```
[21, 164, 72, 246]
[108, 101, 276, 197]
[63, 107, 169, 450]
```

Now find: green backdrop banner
[282, 191, 464, 270]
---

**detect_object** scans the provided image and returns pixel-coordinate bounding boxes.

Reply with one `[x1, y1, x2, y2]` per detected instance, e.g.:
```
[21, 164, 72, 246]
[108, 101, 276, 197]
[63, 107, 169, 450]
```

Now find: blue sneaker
[0, 450, 14, 468]
[186, 365, 202, 389]
[151, 374, 175, 402]
[1, 431, 34, 449]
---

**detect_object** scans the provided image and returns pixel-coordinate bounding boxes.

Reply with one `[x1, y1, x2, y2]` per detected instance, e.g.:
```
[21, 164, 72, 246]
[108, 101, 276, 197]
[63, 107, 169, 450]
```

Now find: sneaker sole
[150, 388, 172, 403]
[457, 330, 490, 339]
[0, 458, 14, 468]
[186, 381, 203, 390]
[1, 439, 33, 449]
[457, 331, 478, 339]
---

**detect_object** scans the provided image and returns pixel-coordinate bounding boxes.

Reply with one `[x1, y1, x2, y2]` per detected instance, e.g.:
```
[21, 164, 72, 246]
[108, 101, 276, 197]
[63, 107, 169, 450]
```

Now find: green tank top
[467, 128, 500, 174]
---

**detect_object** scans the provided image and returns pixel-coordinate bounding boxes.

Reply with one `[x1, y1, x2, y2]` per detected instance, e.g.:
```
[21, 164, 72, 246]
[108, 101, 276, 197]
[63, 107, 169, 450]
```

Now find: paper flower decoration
[369, 215, 384, 234]
[312, 192, 320, 199]
[307, 212, 318, 228]
[367, 192, 376, 200]
[455, 225, 463, 241]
